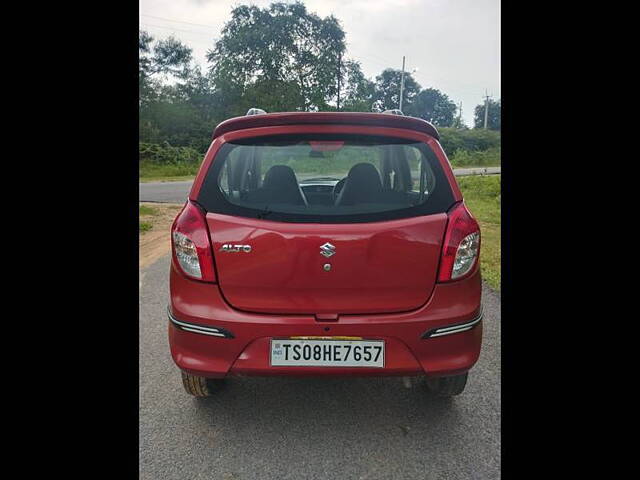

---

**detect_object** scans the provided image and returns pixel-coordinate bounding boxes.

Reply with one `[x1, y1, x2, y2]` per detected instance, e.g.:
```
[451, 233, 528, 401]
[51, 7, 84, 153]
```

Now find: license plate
[270, 338, 385, 367]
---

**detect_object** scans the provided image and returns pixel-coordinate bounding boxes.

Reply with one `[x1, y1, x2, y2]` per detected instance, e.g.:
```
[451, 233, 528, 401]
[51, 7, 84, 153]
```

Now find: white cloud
[140, 0, 500, 126]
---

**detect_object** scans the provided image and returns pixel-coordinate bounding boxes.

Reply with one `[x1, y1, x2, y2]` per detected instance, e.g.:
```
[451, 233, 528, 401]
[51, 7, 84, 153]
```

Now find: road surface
[139, 254, 501, 479]
[140, 167, 501, 203]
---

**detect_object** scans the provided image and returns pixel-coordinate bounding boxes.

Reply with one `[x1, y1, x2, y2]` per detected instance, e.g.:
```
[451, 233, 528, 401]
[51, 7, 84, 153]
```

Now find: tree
[371, 68, 421, 112]
[138, 4, 470, 156]
[150, 37, 193, 79]
[404, 88, 457, 126]
[340, 60, 376, 112]
[474, 98, 501, 130]
[451, 114, 468, 130]
[206, 1, 356, 112]
[139, 31, 218, 150]
[139, 30, 193, 105]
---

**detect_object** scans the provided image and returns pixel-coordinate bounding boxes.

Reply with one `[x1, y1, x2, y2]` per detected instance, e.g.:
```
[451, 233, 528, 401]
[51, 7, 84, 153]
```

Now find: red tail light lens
[171, 201, 216, 282]
[437, 202, 481, 282]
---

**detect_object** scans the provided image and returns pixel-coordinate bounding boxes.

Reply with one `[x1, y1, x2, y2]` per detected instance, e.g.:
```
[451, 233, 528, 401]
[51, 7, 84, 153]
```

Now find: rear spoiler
[212, 112, 440, 141]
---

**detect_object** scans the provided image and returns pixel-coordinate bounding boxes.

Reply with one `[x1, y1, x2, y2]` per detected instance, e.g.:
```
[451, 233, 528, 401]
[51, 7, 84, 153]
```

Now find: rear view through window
[198, 135, 455, 222]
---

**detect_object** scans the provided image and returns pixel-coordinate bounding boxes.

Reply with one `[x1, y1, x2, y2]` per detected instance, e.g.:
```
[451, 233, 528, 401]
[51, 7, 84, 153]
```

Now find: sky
[139, 0, 500, 127]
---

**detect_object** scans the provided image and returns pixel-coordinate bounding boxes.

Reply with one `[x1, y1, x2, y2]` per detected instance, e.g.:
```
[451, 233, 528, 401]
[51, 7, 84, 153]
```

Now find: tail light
[171, 200, 216, 282]
[437, 202, 481, 282]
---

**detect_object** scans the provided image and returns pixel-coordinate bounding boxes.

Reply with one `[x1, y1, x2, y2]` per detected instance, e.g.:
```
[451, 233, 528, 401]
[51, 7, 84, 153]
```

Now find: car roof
[212, 112, 440, 141]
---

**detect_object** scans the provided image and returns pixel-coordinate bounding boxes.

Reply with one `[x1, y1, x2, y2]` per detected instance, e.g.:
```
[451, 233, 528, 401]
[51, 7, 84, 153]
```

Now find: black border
[19, 0, 618, 477]
[23, 0, 141, 475]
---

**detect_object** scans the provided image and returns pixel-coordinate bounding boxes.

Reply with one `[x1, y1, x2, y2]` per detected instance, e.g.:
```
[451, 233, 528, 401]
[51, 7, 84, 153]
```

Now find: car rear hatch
[195, 129, 457, 315]
[207, 212, 448, 315]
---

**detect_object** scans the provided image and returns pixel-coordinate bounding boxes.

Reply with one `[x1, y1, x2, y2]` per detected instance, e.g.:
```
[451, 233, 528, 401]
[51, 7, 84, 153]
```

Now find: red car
[169, 109, 482, 397]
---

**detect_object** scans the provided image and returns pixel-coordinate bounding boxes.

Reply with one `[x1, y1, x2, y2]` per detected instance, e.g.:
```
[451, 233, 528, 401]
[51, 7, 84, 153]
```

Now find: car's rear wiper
[256, 207, 273, 219]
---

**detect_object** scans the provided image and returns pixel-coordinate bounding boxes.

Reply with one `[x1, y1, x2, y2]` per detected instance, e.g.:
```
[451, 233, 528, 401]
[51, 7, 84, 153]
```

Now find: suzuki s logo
[219, 244, 252, 253]
[320, 242, 336, 258]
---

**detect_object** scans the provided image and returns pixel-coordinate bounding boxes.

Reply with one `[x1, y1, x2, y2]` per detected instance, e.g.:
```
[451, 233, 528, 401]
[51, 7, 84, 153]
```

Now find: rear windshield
[197, 134, 455, 223]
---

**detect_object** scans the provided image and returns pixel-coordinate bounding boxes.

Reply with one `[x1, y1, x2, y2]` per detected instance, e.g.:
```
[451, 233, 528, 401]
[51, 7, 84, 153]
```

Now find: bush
[139, 142, 204, 178]
[438, 128, 500, 155]
[449, 147, 501, 167]
[139, 142, 203, 165]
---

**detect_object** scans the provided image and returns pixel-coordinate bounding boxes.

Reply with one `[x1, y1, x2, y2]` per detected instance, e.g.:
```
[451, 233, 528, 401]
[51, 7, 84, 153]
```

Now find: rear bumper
[168, 262, 483, 379]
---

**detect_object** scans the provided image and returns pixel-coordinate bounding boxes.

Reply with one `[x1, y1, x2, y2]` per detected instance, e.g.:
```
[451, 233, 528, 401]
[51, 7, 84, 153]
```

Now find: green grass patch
[140, 161, 200, 181]
[449, 147, 501, 168]
[139, 221, 153, 233]
[457, 175, 501, 291]
[139, 205, 158, 216]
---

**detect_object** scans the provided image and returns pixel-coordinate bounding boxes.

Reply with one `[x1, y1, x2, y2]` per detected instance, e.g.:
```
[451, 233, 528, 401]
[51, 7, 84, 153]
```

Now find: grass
[456, 175, 501, 291]
[139, 221, 153, 233]
[139, 205, 158, 216]
[139, 204, 160, 234]
[139, 161, 200, 182]
[140, 175, 196, 183]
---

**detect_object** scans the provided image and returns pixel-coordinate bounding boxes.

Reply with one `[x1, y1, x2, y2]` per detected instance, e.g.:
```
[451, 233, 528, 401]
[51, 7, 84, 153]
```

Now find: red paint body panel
[208, 212, 447, 314]
[169, 260, 482, 378]
[212, 112, 441, 141]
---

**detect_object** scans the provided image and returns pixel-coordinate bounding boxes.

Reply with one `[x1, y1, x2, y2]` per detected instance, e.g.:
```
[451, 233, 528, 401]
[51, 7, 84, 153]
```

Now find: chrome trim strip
[167, 307, 234, 338]
[435, 315, 482, 333]
[422, 308, 483, 339]
[180, 327, 227, 337]
[171, 316, 221, 333]
[429, 326, 474, 337]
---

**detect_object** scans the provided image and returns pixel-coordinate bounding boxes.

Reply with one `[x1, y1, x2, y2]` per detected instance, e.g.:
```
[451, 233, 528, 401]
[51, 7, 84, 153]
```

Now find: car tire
[180, 371, 221, 397]
[425, 373, 468, 397]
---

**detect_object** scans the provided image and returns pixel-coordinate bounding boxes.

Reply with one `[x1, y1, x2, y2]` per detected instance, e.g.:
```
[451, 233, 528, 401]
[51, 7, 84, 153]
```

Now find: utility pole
[337, 50, 341, 111]
[483, 90, 491, 129]
[399, 55, 406, 111]
[457, 101, 463, 128]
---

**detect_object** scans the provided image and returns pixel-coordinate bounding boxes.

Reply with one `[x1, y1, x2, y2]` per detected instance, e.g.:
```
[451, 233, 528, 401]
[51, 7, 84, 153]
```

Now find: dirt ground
[139, 202, 184, 269]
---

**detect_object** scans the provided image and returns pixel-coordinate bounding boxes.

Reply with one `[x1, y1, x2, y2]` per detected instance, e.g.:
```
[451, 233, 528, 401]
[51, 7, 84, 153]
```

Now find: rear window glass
[197, 134, 455, 223]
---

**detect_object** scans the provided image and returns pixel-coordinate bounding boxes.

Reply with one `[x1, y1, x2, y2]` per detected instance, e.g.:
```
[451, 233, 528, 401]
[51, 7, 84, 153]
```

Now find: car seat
[253, 165, 308, 206]
[334, 163, 383, 206]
